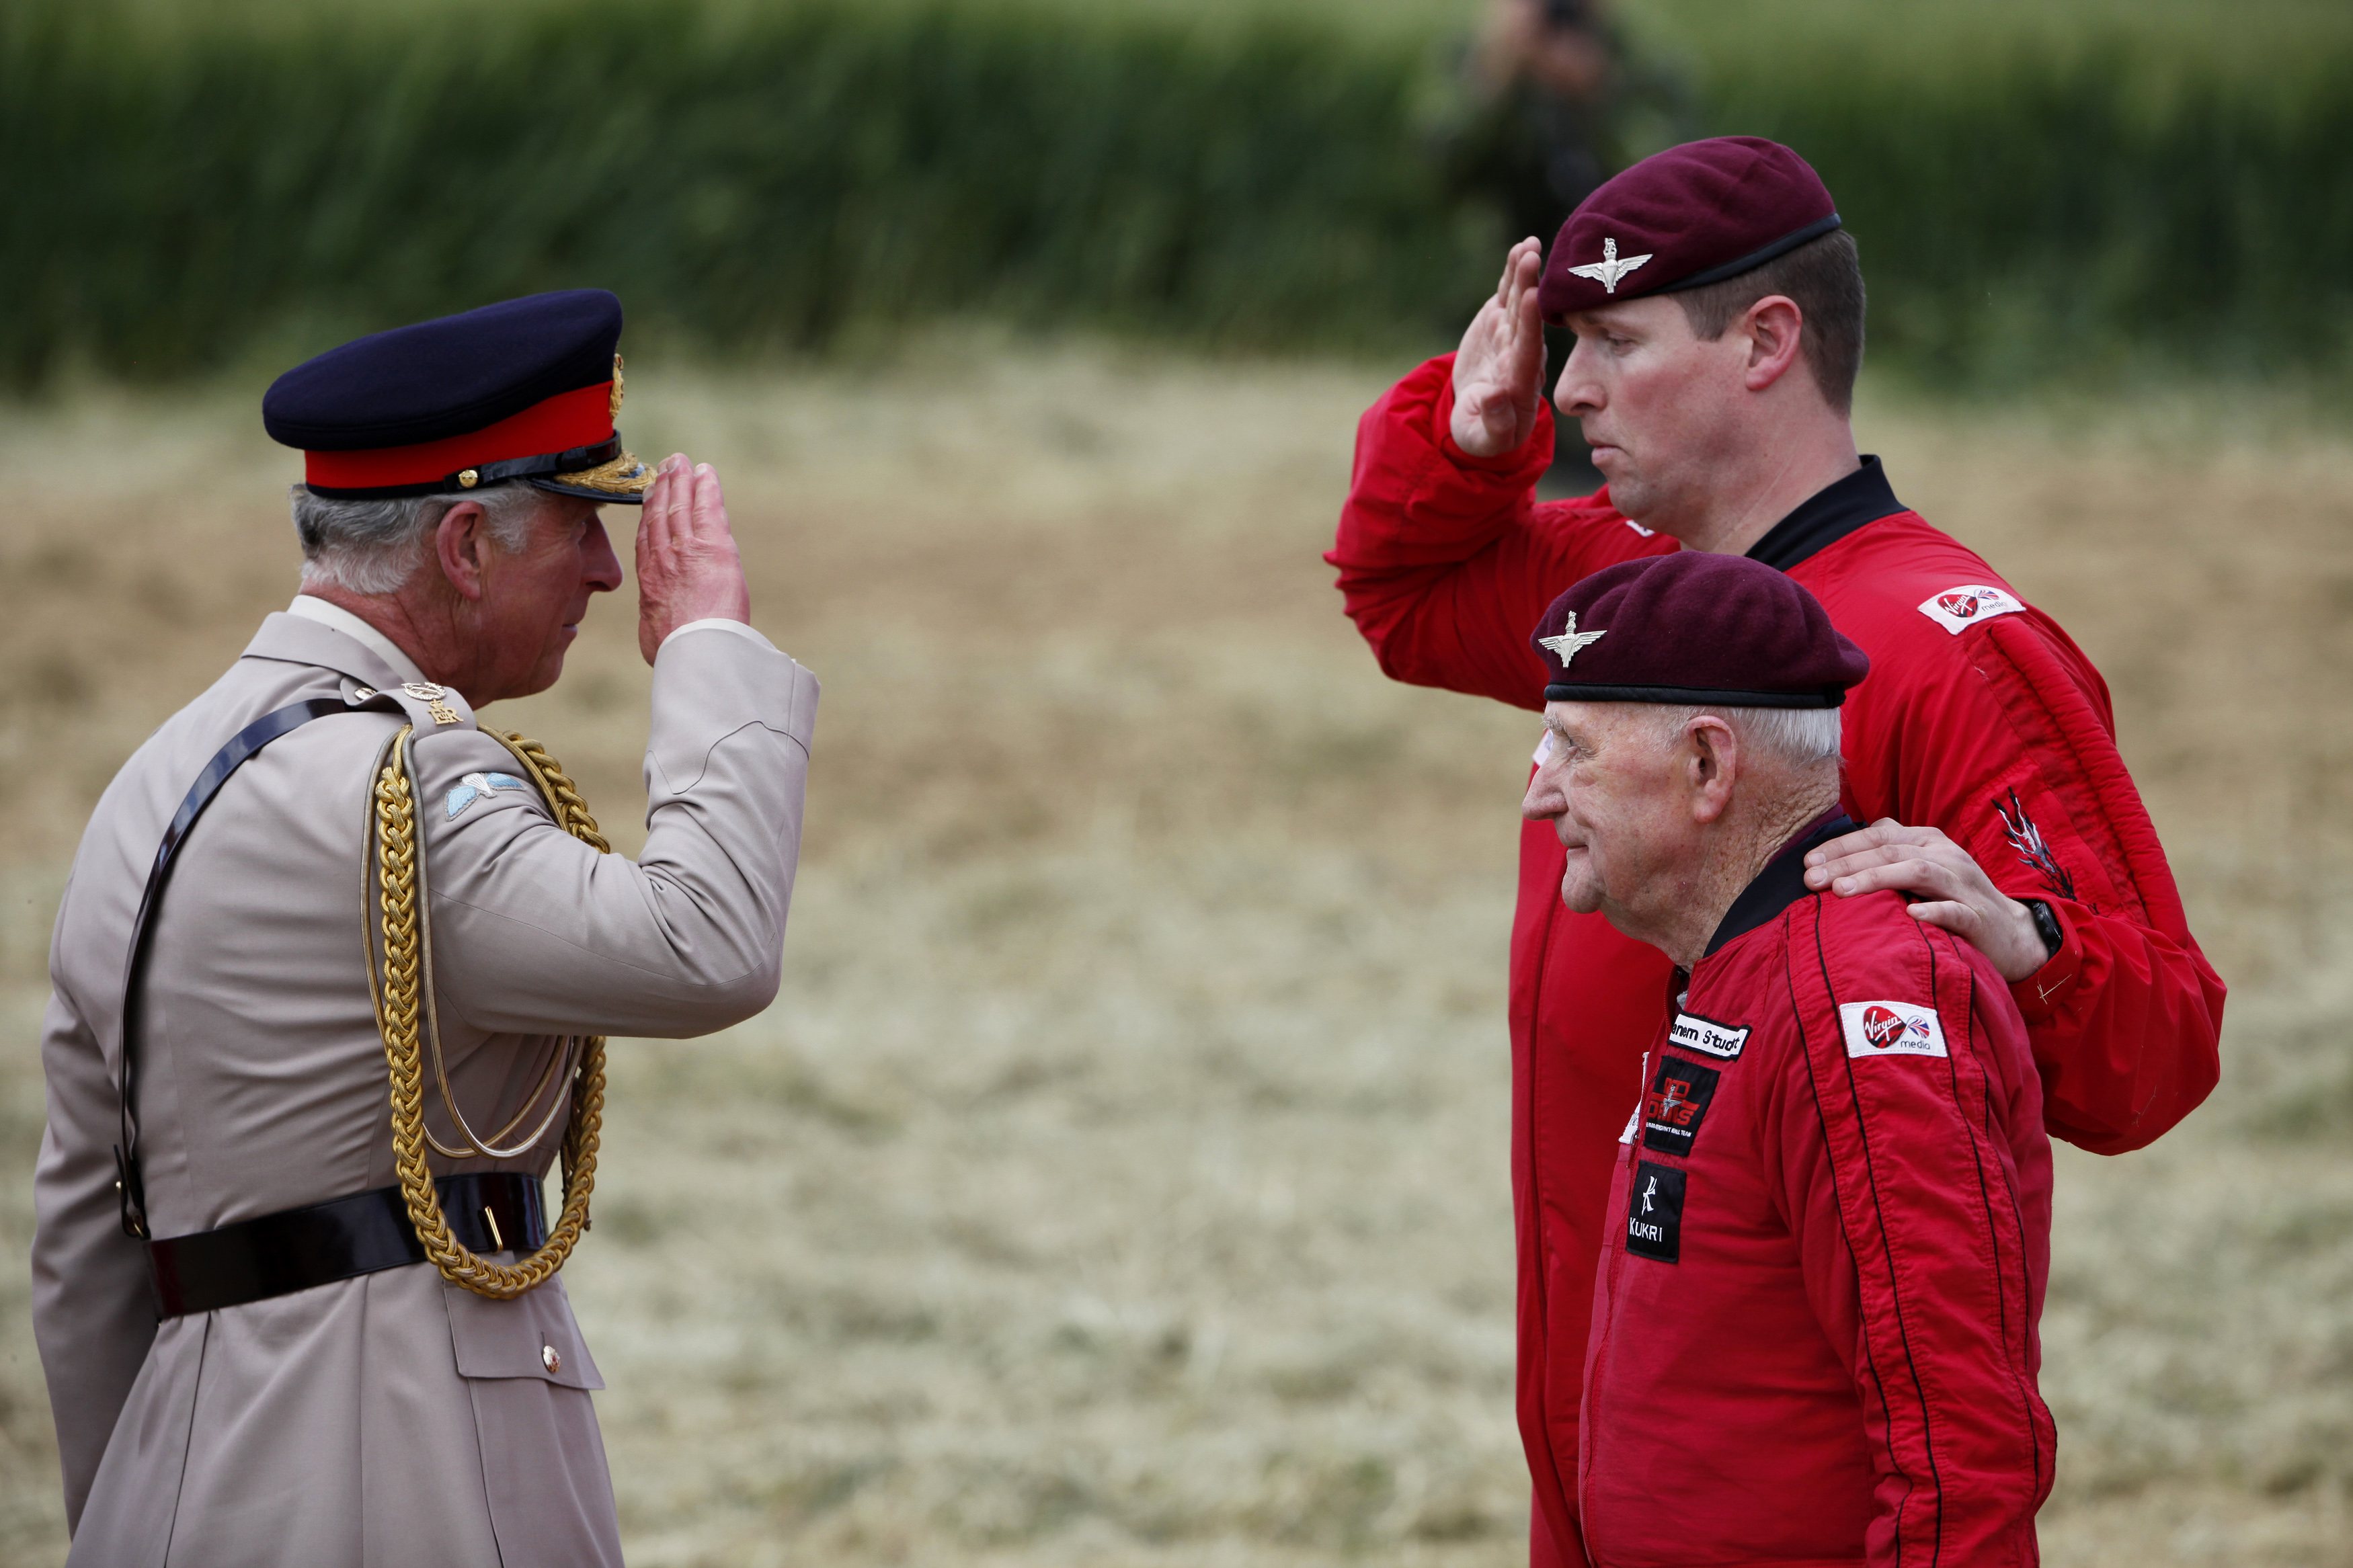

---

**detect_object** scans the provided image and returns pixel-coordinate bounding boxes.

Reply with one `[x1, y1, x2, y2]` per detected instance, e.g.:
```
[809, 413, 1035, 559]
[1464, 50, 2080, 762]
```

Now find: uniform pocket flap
[442, 1274, 606, 1391]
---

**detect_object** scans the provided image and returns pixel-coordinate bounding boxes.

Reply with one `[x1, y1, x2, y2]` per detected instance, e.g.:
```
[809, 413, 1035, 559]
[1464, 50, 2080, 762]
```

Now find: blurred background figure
[1459, 0, 1621, 246]
[1459, 1, 1628, 243]
[1445, 0, 1685, 492]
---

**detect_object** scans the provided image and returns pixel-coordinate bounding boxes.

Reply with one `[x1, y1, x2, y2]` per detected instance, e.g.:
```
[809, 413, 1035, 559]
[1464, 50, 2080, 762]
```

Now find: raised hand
[635, 453, 753, 665]
[1449, 237, 1550, 458]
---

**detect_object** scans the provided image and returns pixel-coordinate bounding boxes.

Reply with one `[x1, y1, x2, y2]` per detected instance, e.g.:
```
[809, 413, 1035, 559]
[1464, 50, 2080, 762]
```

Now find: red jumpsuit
[1327, 356, 2223, 1565]
[1581, 813, 2054, 1567]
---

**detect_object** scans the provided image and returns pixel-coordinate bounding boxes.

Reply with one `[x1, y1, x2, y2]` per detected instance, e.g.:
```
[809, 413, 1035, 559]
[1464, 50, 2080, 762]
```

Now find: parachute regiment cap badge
[1538, 612, 1607, 667]
[1566, 237, 1652, 296]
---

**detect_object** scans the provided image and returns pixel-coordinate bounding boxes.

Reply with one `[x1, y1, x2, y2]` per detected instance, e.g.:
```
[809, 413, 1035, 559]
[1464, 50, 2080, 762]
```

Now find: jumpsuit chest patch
[1626, 1160, 1686, 1262]
[1642, 1058, 1722, 1158]
[1669, 1010, 1751, 1061]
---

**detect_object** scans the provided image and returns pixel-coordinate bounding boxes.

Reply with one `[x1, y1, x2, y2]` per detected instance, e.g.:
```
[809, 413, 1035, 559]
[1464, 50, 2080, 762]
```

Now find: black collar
[1745, 456, 1907, 571]
[1702, 810, 1856, 958]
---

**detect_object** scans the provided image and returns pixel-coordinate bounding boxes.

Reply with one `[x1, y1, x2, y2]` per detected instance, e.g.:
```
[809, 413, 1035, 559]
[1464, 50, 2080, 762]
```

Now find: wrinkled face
[473, 494, 623, 700]
[1519, 701, 1701, 927]
[1552, 294, 1750, 528]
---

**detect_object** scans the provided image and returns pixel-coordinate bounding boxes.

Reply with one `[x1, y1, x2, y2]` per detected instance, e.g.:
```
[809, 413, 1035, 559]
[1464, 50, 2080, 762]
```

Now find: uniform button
[541, 1344, 562, 1374]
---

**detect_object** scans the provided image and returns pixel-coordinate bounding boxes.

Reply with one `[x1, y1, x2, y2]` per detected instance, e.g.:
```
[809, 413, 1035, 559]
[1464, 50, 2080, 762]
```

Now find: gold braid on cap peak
[551, 450, 653, 496]
[367, 728, 608, 1299]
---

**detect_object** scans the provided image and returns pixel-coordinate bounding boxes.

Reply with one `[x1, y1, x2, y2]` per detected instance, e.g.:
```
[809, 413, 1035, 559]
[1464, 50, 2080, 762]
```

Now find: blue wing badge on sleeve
[446, 771, 531, 820]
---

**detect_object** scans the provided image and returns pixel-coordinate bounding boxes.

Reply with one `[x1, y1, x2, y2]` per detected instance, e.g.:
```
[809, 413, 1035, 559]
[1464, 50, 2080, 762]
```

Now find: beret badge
[1565, 238, 1652, 297]
[1538, 137, 1841, 320]
[1538, 613, 1607, 666]
[1530, 553, 1869, 707]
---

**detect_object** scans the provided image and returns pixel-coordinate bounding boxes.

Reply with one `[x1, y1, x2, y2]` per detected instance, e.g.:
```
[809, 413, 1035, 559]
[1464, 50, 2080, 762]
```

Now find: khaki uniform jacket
[32, 611, 817, 1566]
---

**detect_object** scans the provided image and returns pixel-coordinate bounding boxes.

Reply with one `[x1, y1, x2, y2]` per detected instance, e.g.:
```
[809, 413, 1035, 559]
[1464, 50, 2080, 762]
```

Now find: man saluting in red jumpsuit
[1526, 550, 2054, 1567]
[1326, 136, 2223, 1565]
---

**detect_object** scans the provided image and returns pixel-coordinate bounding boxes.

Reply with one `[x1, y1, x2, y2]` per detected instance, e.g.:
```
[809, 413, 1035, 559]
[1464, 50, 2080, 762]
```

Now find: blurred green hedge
[1682, 30, 2353, 384]
[5, 0, 2351, 386]
[0, 0, 1491, 383]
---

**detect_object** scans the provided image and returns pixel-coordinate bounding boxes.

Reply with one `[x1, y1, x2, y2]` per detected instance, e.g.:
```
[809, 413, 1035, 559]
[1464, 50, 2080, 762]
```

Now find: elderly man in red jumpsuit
[1526, 550, 2054, 1567]
[1326, 136, 2223, 1565]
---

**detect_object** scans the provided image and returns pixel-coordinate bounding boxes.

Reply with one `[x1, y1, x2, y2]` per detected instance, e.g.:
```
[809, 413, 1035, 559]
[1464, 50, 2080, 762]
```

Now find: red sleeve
[1859, 606, 2226, 1153]
[1324, 354, 1672, 711]
[1771, 905, 2056, 1568]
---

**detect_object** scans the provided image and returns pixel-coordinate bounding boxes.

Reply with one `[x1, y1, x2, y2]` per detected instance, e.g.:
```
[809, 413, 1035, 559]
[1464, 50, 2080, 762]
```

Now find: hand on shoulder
[1804, 819, 2052, 982]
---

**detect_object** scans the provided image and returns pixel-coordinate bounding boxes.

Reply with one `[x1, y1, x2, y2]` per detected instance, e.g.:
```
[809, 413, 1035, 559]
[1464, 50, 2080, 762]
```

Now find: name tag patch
[1917, 583, 2026, 634]
[1669, 1012, 1750, 1061]
[1642, 1058, 1721, 1158]
[1626, 1161, 1685, 1262]
[1840, 1000, 1949, 1059]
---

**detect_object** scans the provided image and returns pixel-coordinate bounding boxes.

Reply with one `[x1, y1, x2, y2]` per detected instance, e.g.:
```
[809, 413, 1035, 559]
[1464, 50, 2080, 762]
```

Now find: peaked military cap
[1531, 552, 1869, 707]
[263, 289, 651, 503]
[1537, 137, 1840, 321]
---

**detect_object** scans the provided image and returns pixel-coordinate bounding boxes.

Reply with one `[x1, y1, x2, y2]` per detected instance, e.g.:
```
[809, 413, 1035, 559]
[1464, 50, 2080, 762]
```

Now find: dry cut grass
[0, 342, 2348, 1564]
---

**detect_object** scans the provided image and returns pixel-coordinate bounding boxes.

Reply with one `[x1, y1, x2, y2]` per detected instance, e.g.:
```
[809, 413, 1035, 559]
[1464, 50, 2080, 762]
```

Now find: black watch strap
[2022, 898, 2064, 959]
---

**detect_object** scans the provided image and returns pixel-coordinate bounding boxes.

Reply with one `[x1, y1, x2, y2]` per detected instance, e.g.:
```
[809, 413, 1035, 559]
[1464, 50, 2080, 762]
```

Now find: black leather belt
[145, 1171, 547, 1318]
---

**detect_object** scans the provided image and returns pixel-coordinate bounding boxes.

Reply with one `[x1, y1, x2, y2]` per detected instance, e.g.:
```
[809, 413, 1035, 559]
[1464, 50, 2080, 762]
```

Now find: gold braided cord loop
[494, 731, 612, 853]
[372, 727, 610, 1300]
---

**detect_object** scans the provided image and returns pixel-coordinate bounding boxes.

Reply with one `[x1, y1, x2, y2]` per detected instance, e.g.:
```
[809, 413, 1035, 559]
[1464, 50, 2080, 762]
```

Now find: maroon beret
[1537, 136, 1839, 320]
[1531, 553, 1869, 707]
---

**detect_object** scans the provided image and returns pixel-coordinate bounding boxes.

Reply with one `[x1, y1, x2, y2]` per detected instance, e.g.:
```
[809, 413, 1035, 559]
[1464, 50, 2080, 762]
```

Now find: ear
[1683, 715, 1739, 825]
[1740, 295, 1807, 394]
[433, 500, 491, 603]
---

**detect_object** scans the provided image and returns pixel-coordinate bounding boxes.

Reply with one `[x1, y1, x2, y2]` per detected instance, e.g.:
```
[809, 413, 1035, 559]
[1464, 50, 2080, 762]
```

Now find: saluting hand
[1449, 237, 1550, 458]
[635, 453, 754, 665]
[1804, 819, 2053, 983]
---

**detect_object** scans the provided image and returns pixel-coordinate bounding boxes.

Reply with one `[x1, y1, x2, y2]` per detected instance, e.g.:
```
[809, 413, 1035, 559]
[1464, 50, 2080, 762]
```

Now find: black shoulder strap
[114, 692, 399, 1239]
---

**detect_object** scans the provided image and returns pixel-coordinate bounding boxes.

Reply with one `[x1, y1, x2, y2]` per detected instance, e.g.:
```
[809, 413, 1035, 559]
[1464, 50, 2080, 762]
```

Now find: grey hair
[290, 482, 546, 595]
[1650, 704, 1844, 769]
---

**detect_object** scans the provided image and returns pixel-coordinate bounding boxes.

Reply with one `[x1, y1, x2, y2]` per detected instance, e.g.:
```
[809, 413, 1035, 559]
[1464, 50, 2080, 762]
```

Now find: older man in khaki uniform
[32, 290, 816, 1565]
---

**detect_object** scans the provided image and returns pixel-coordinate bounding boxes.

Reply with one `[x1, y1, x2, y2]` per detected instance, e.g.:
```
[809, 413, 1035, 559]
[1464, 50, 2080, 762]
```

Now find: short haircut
[1650, 703, 1843, 770]
[290, 482, 545, 595]
[1672, 229, 1866, 414]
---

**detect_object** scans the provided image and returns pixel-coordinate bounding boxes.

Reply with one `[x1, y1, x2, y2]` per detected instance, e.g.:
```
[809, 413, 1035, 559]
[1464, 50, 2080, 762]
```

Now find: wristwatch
[2021, 898, 2064, 960]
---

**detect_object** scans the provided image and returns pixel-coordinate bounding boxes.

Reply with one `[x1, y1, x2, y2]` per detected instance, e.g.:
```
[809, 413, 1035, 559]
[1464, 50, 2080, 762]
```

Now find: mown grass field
[1, 347, 2349, 1564]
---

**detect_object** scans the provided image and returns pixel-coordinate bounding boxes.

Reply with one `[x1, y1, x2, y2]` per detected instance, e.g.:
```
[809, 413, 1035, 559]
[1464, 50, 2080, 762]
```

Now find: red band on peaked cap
[302, 382, 614, 491]
[1531, 552, 1868, 708]
[1536, 137, 1839, 320]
